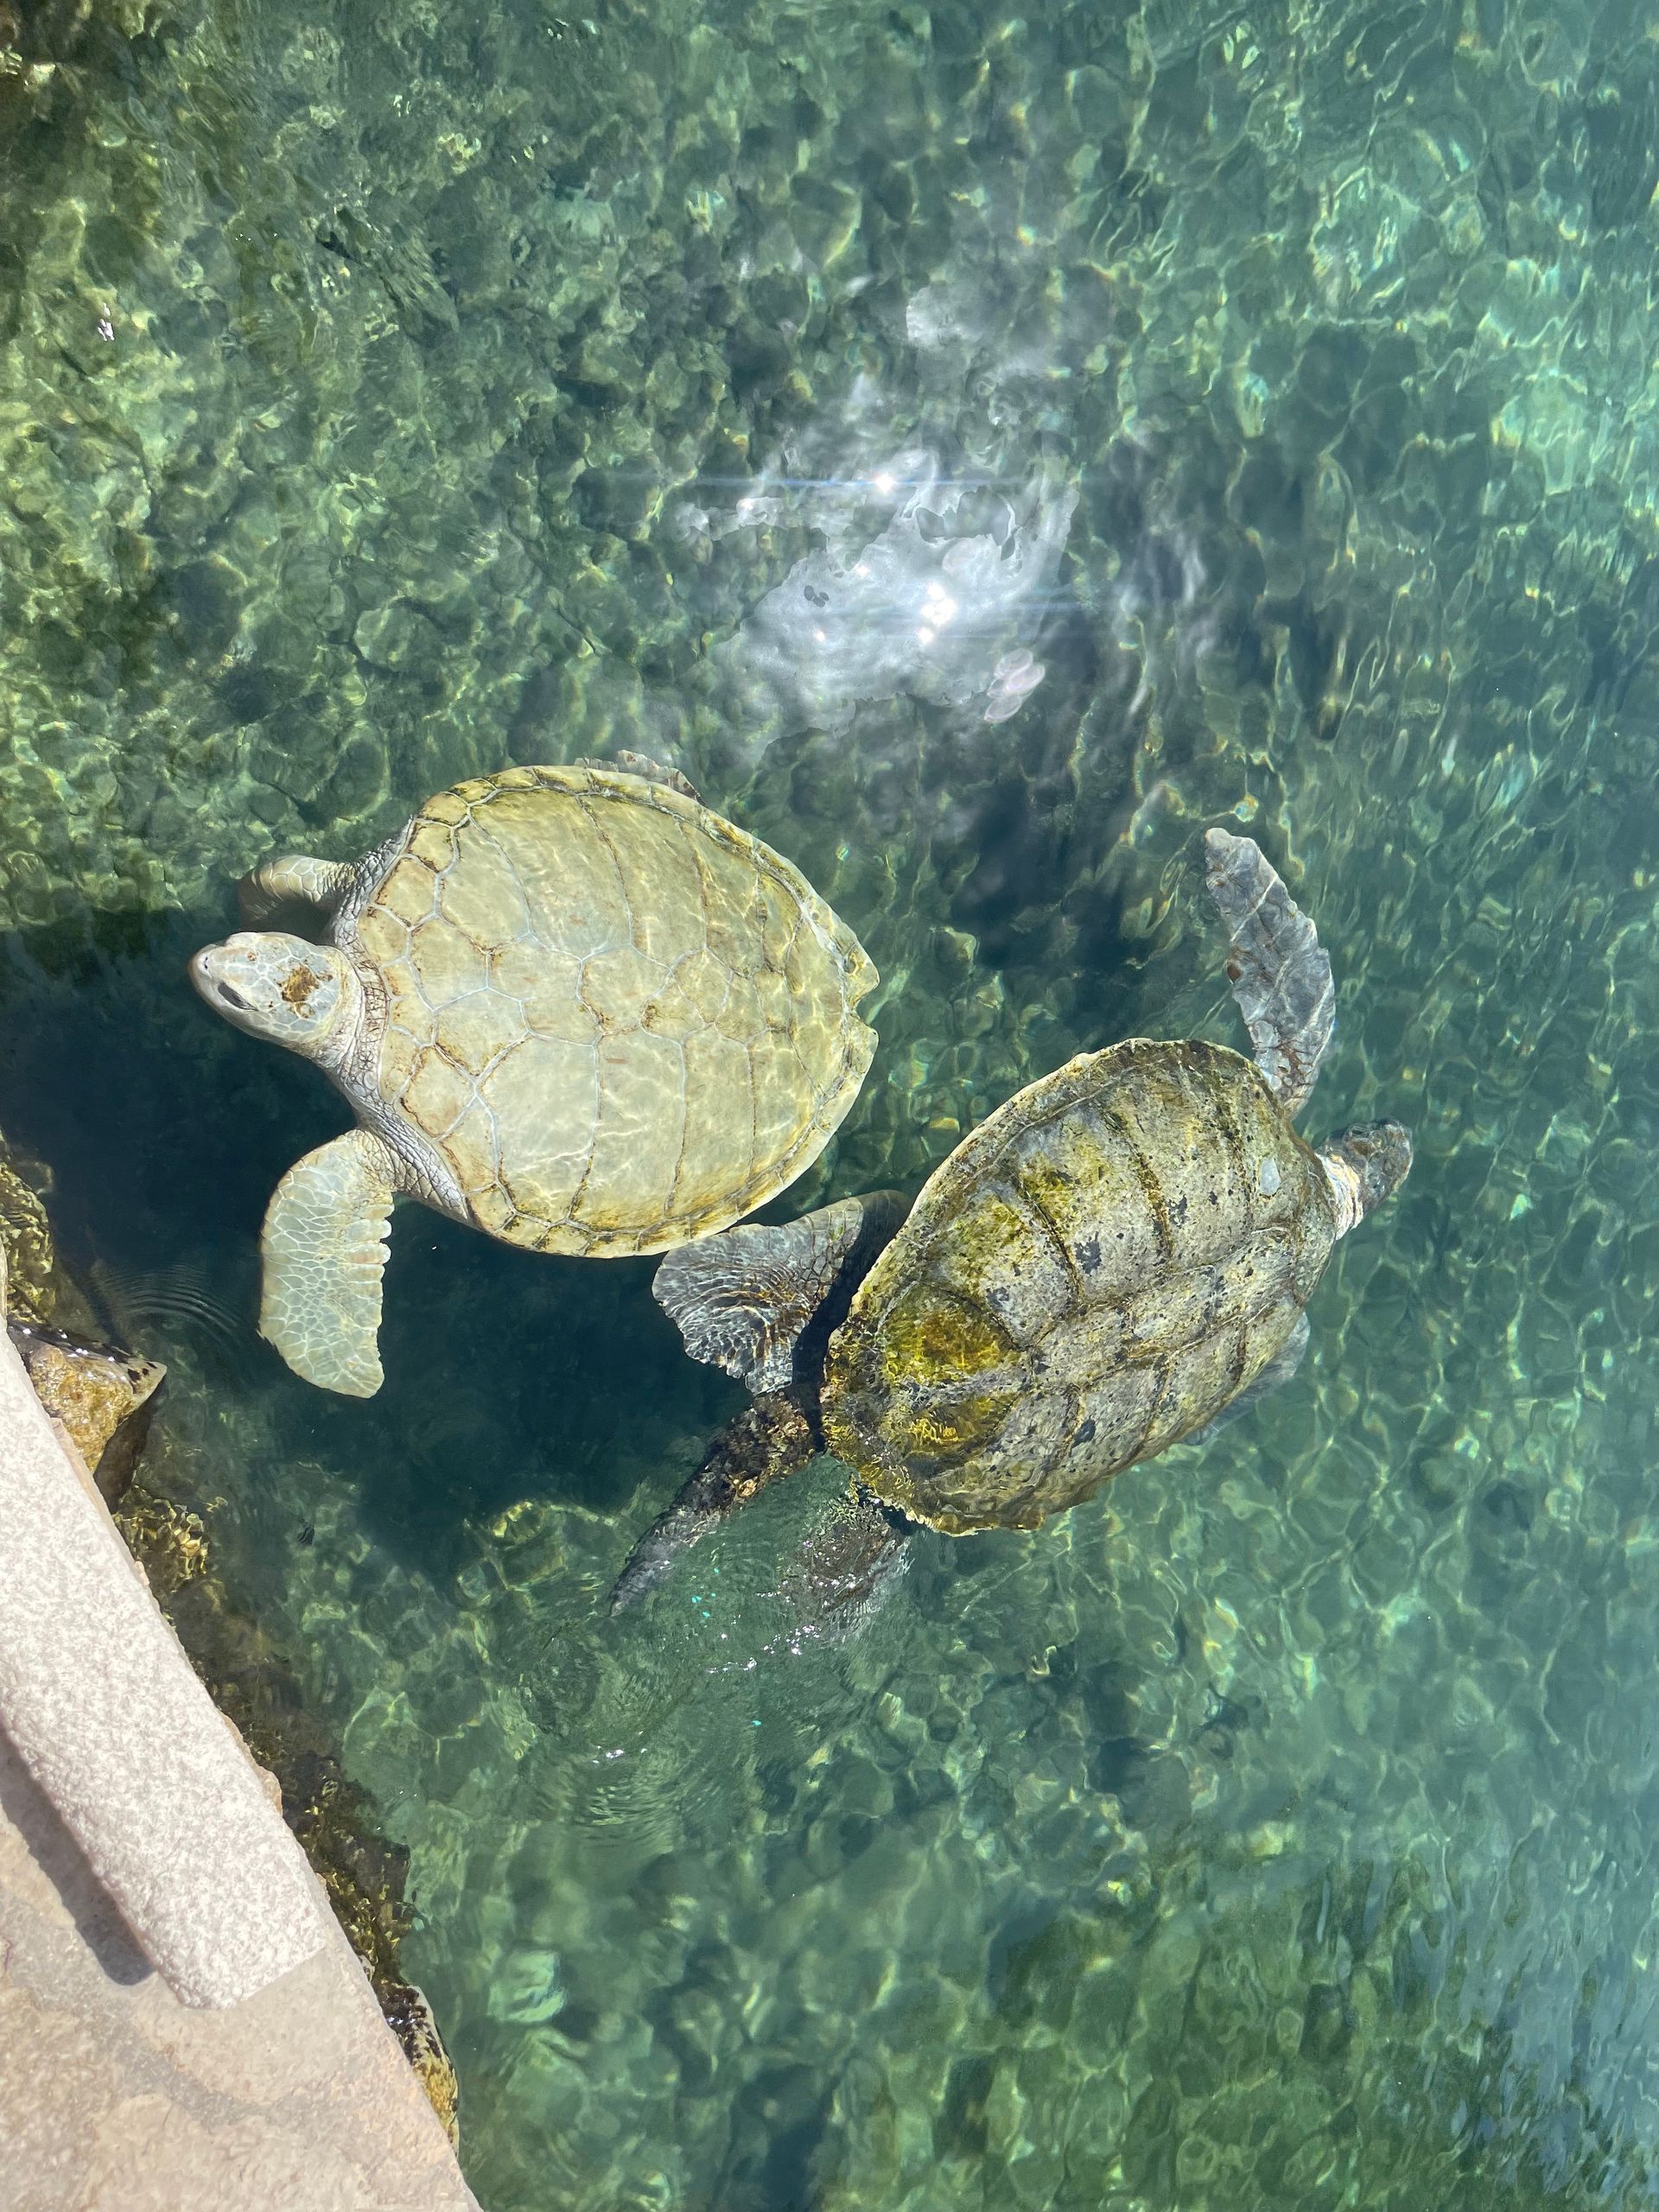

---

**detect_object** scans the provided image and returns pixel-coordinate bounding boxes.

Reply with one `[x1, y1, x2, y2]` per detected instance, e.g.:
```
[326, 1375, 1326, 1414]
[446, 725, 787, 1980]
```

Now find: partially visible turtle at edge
[190, 754, 877, 1397]
[613, 829, 1413, 1618]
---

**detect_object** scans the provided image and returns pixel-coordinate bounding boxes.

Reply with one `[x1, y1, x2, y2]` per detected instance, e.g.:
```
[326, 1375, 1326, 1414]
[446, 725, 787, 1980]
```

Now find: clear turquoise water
[4, 0, 1659, 2203]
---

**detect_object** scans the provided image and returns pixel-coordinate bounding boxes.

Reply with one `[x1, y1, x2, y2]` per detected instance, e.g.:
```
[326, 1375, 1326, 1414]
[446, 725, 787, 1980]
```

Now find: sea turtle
[189, 755, 877, 1398]
[612, 829, 1412, 1614]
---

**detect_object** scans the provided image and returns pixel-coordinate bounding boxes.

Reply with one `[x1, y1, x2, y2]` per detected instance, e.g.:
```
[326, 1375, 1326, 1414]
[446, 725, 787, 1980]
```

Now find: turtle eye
[216, 981, 251, 1011]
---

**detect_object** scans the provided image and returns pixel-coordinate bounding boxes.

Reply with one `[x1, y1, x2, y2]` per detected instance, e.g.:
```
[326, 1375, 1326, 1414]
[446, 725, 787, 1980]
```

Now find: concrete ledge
[1, 1731, 480, 2211]
[0, 1272, 480, 2208]
[0, 1316, 326, 2007]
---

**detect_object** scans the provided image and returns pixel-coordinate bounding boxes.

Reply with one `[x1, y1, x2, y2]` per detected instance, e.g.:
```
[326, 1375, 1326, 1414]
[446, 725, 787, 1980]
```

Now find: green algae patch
[867, 1277, 1013, 1390]
[823, 1369, 1021, 1516]
[881, 1380, 1021, 1468]
[823, 1268, 1021, 1500]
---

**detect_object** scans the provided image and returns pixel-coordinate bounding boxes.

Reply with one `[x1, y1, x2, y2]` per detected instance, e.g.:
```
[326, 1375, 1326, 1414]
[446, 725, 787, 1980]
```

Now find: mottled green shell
[347, 763, 877, 1255]
[822, 1038, 1335, 1533]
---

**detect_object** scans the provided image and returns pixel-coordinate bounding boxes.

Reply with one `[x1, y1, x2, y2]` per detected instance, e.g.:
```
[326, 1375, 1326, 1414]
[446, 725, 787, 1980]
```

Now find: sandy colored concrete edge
[0, 1311, 328, 2009]
[0, 1727, 481, 2212]
[0, 1258, 481, 2209]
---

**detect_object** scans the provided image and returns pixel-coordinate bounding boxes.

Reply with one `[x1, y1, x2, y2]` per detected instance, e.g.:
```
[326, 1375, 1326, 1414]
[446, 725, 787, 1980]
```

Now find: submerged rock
[0, 1137, 61, 1325]
[0, 1124, 166, 1501]
[8, 1319, 165, 1504]
[381, 1980, 462, 2148]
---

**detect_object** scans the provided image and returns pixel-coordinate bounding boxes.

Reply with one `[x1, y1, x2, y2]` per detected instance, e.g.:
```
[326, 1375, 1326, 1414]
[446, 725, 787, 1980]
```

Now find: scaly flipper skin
[774, 1486, 912, 1637]
[1203, 829, 1334, 1118]
[259, 1128, 401, 1398]
[652, 1192, 908, 1396]
[238, 854, 359, 929]
[610, 1394, 817, 1611]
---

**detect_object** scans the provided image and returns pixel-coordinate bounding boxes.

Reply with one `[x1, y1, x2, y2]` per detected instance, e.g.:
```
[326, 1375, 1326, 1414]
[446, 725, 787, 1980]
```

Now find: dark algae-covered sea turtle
[613, 829, 1413, 1614]
[190, 755, 878, 1397]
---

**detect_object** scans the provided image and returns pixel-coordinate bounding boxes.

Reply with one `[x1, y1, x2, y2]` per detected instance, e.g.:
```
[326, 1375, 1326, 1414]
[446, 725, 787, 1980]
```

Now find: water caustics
[2, 0, 1658, 2206]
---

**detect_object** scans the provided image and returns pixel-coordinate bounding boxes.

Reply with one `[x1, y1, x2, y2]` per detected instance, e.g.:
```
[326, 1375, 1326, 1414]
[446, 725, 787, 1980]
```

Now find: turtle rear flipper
[610, 1394, 817, 1611]
[610, 1409, 913, 1622]
[1185, 1311, 1310, 1446]
[652, 1192, 907, 1398]
[619, 1192, 907, 1611]
[1203, 830, 1334, 1118]
[259, 1130, 399, 1398]
[773, 1485, 912, 1639]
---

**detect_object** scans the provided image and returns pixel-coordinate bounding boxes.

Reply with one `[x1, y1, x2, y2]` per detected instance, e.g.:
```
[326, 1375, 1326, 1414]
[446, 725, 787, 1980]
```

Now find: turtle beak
[188, 944, 249, 1014]
[188, 945, 219, 1001]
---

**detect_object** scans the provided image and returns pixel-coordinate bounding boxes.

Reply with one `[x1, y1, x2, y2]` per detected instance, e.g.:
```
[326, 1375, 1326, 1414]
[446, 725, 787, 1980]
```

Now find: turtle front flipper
[610, 1395, 817, 1611]
[259, 1129, 401, 1397]
[1203, 830, 1334, 1118]
[575, 750, 703, 804]
[238, 854, 359, 930]
[652, 1192, 908, 1398]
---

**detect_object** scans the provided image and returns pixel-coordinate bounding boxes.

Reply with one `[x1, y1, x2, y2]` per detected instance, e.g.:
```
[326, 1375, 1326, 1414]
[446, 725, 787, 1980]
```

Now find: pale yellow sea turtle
[189, 757, 877, 1398]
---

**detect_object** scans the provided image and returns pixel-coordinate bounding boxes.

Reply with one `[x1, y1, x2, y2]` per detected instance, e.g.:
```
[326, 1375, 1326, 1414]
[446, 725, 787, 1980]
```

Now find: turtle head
[1319, 1119, 1414, 1236]
[189, 932, 359, 1064]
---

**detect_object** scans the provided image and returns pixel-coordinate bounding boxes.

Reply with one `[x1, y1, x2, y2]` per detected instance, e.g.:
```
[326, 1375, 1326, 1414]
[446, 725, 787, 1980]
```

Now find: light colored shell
[346, 763, 877, 1255]
[822, 1037, 1335, 1533]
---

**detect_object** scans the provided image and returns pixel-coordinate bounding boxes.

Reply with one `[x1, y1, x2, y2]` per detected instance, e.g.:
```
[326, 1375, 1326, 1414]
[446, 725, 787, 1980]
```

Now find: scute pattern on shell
[821, 1038, 1335, 1534]
[348, 763, 878, 1255]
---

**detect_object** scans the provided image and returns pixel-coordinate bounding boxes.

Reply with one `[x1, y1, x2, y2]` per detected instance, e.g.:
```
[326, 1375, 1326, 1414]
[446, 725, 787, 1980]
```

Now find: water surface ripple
[3, 0, 1657, 2203]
